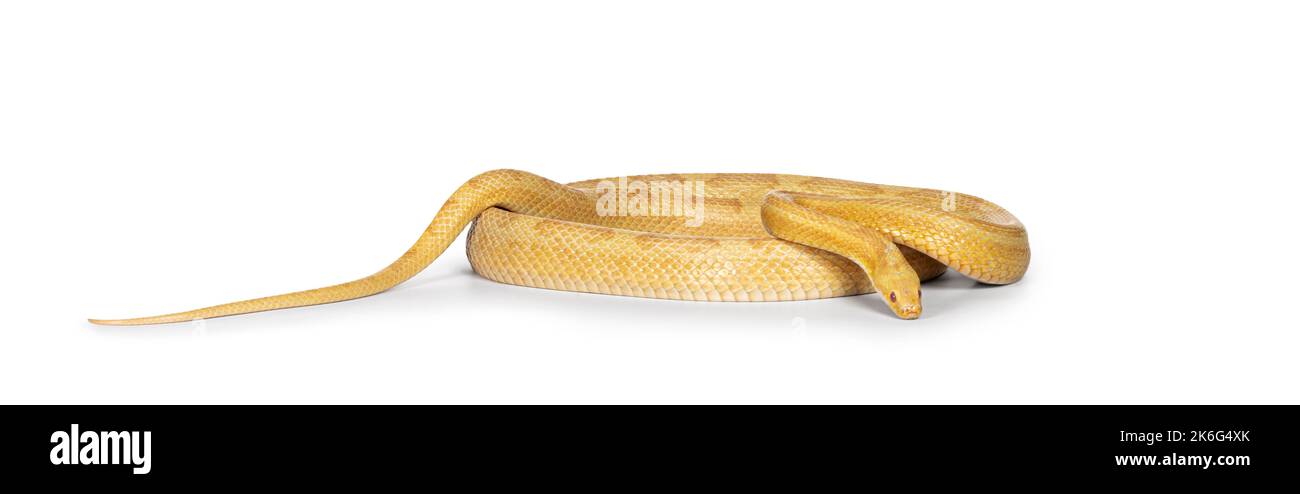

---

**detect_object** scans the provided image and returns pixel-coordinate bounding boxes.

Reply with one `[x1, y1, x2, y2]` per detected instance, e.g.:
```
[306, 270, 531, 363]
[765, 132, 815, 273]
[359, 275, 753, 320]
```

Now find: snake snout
[895, 304, 921, 320]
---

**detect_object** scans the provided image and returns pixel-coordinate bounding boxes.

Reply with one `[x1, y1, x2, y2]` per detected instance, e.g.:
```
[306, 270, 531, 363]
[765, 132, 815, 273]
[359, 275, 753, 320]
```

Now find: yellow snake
[89, 170, 1029, 325]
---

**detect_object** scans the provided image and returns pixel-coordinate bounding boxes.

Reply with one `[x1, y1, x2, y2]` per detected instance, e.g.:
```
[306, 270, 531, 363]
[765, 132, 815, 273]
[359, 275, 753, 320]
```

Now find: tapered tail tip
[88, 316, 189, 326]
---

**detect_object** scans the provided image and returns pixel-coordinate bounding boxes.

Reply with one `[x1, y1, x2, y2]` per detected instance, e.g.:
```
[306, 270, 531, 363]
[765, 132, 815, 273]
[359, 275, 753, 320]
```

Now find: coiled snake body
[90, 170, 1029, 324]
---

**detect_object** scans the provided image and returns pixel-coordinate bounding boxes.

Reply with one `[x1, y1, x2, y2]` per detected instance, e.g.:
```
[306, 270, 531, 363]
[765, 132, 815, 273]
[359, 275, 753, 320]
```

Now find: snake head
[873, 266, 923, 319]
[886, 288, 922, 319]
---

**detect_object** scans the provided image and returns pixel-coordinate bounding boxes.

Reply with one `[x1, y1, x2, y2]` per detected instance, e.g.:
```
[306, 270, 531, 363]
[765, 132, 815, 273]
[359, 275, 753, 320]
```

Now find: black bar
[3, 405, 1291, 484]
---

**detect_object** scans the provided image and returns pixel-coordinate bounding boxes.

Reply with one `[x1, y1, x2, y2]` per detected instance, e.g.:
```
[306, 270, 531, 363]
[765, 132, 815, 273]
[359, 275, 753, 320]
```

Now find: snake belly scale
[90, 170, 1030, 325]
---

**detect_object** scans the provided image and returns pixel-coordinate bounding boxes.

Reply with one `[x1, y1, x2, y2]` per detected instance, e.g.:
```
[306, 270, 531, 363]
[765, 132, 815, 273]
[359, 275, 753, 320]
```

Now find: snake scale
[90, 170, 1030, 324]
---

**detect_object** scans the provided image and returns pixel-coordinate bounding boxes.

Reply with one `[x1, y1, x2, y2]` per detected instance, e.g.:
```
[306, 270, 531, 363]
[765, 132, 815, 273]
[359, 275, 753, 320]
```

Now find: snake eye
[889, 291, 897, 303]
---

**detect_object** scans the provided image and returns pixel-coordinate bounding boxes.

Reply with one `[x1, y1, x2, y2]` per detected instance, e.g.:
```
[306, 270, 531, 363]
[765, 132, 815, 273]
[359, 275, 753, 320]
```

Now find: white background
[2, 1, 1296, 404]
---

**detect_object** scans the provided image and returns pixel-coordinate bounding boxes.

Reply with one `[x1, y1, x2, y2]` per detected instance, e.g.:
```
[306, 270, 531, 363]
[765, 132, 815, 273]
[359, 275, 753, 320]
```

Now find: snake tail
[89, 170, 564, 325]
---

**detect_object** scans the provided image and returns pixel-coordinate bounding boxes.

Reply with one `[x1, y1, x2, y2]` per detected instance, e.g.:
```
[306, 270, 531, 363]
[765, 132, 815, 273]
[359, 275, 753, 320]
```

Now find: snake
[89, 170, 1030, 325]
